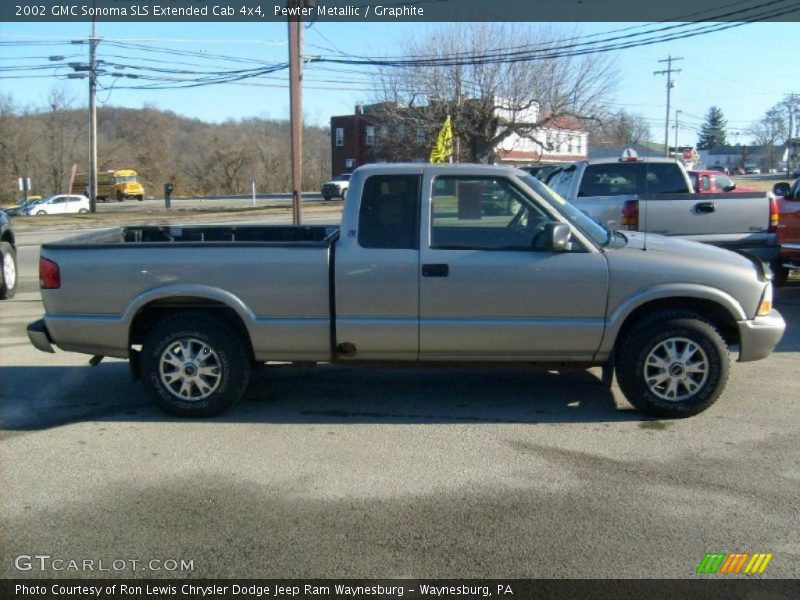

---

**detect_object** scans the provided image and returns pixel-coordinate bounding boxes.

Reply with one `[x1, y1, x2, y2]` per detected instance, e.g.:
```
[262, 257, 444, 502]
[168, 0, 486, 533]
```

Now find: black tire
[616, 311, 729, 418]
[78, 208, 89, 214]
[136, 195, 143, 202]
[323, 195, 331, 202]
[35, 210, 46, 215]
[340, 189, 347, 199]
[140, 312, 251, 417]
[116, 192, 124, 202]
[771, 262, 789, 287]
[0, 241, 18, 300]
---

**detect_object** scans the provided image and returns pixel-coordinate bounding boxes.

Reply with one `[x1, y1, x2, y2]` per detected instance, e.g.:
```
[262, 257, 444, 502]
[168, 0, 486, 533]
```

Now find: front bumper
[737, 309, 785, 362]
[27, 319, 55, 353]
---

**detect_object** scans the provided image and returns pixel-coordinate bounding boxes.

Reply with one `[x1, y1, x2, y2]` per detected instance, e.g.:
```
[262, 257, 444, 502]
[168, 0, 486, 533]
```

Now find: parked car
[3, 197, 43, 216]
[321, 173, 351, 201]
[0, 211, 17, 299]
[21, 194, 90, 216]
[687, 170, 759, 194]
[521, 163, 567, 182]
[744, 164, 762, 175]
[773, 179, 800, 285]
[544, 155, 779, 264]
[28, 164, 784, 419]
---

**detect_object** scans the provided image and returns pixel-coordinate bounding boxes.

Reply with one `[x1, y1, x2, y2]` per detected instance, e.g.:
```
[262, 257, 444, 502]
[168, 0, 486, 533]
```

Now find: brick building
[329, 102, 587, 177]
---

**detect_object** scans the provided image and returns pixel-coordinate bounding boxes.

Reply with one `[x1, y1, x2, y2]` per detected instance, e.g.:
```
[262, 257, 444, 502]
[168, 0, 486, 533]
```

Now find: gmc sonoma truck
[28, 164, 785, 418]
[545, 156, 780, 267]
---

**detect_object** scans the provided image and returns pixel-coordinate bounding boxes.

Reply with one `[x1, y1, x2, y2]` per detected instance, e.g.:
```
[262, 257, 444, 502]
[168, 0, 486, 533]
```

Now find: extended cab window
[430, 176, 552, 250]
[358, 174, 420, 249]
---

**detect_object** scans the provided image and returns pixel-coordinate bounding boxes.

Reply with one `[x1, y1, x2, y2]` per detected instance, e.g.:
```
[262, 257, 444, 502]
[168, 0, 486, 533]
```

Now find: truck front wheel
[140, 312, 251, 417]
[616, 311, 729, 418]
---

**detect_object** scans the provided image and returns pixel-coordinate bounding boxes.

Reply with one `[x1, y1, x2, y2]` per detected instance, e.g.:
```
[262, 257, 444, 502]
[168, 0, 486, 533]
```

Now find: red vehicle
[688, 170, 758, 194]
[773, 179, 800, 284]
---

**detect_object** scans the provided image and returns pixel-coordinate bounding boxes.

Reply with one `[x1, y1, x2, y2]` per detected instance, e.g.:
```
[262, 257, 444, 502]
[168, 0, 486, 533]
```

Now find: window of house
[576, 136, 583, 155]
[365, 126, 375, 146]
[397, 123, 405, 138]
[358, 175, 421, 249]
[416, 125, 425, 143]
[380, 125, 388, 139]
[430, 176, 553, 250]
[335, 127, 344, 147]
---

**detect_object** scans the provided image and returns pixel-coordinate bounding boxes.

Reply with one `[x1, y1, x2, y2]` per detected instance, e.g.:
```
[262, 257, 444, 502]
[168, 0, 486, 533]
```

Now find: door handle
[422, 264, 449, 277]
[695, 201, 716, 214]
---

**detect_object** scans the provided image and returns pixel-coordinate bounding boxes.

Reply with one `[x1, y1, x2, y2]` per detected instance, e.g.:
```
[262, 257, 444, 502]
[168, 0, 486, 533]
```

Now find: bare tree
[749, 107, 787, 171]
[368, 24, 617, 162]
[586, 109, 653, 147]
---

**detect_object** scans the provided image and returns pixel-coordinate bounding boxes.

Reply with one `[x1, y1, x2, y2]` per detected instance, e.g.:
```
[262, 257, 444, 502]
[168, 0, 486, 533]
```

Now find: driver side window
[430, 176, 552, 250]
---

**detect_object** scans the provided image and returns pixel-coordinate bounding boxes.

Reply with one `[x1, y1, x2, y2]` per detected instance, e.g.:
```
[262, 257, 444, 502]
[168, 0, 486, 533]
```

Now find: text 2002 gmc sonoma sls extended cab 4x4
[28, 164, 785, 418]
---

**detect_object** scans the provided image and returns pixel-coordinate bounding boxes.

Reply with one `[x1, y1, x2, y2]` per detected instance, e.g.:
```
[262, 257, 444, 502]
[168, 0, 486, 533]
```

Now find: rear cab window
[357, 174, 421, 249]
[578, 162, 690, 197]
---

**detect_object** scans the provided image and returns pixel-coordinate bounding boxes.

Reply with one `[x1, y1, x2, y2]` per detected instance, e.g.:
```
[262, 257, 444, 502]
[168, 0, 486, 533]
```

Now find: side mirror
[773, 182, 791, 197]
[534, 222, 572, 252]
[722, 184, 736, 192]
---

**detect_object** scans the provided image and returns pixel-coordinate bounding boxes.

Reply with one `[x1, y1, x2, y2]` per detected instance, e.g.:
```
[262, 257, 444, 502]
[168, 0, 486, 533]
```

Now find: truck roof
[582, 157, 680, 166]
[353, 162, 528, 176]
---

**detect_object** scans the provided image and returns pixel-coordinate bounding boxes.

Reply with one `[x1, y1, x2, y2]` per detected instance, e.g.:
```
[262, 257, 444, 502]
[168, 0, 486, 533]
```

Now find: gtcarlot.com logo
[14, 555, 194, 572]
[696, 552, 773, 575]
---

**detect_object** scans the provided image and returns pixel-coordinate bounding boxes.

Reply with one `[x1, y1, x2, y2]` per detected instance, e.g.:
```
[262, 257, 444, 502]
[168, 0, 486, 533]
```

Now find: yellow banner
[429, 116, 453, 164]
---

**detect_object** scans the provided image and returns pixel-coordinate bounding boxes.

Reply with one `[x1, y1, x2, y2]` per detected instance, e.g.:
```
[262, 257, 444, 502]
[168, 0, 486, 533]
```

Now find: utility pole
[674, 108, 681, 157]
[287, 0, 306, 225]
[655, 56, 683, 158]
[88, 12, 98, 213]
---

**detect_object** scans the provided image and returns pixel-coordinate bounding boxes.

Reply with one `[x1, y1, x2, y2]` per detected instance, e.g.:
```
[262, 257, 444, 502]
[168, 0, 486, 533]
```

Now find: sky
[0, 19, 797, 147]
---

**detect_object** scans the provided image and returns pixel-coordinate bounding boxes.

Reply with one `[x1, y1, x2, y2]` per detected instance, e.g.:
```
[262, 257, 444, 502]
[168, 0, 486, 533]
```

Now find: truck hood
[610, 231, 766, 277]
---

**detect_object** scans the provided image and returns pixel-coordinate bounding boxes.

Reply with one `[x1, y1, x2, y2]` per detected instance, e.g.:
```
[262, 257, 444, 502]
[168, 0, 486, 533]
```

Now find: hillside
[0, 93, 331, 202]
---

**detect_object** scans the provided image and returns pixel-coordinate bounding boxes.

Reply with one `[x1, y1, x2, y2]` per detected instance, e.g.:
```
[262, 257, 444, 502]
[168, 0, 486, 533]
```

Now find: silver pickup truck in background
[545, 156, 780, 266]
[28, 164, 785, 418]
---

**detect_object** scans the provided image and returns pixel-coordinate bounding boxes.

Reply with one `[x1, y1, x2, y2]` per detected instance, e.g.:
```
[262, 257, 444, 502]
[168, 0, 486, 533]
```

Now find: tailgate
[639, 192, 770, 240]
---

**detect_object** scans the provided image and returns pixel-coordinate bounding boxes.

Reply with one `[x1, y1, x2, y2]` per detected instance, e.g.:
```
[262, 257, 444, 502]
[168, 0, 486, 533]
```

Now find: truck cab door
[418, 172, 608, 360]
[334, 172, 422, 360]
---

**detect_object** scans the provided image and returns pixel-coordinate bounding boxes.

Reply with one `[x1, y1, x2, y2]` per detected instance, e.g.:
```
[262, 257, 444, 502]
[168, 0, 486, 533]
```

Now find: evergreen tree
[697, 106, 728, 150]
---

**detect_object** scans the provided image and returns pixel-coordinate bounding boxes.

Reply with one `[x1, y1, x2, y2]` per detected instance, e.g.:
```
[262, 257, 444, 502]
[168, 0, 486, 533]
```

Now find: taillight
[621, 200, 639, 230]
[768, 197, 779, 233]
[39, 257, 60, 289]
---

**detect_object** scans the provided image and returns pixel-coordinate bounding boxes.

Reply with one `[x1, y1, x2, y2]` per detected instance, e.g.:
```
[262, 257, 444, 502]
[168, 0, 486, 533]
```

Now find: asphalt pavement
[1, 222, 798, 579]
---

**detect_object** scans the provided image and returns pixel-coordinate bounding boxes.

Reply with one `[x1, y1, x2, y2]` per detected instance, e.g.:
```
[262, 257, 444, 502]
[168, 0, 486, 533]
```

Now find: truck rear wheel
[140, 312, 251, 417]
[0, 241, 18, 300]
[616, 311, 729, 418]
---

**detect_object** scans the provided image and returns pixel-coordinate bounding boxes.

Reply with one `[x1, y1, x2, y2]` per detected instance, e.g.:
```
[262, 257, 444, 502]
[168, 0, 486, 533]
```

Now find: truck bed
[46, 224, 339, 247]
[39, 224, 340, 361]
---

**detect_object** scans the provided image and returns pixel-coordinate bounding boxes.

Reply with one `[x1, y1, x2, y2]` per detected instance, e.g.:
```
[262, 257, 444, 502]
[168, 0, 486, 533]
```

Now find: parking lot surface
[1, 221, 798, 579]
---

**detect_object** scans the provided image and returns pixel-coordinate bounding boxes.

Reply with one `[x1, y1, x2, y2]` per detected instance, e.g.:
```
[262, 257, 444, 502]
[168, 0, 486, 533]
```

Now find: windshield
[519, 174, 611, 246]
[116, 175, 139, 183]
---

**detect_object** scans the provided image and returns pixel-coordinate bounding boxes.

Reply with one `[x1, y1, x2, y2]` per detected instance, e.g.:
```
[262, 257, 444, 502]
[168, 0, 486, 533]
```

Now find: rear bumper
[27, 319, 55, 353]
[737, 309, 785, 362]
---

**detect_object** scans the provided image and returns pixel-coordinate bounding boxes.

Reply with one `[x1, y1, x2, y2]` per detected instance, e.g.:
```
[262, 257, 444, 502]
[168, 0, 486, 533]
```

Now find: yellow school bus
[72, 169, 145, 202]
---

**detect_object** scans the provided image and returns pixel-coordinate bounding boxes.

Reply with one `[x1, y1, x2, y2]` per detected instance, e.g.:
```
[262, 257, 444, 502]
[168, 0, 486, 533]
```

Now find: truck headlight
[757, 282, 773, 316]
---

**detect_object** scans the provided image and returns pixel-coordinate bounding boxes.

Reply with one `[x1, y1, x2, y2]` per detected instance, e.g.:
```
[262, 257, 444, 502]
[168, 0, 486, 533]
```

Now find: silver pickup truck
[28, 164, 785, 418]
[545, 157, 780, 265]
